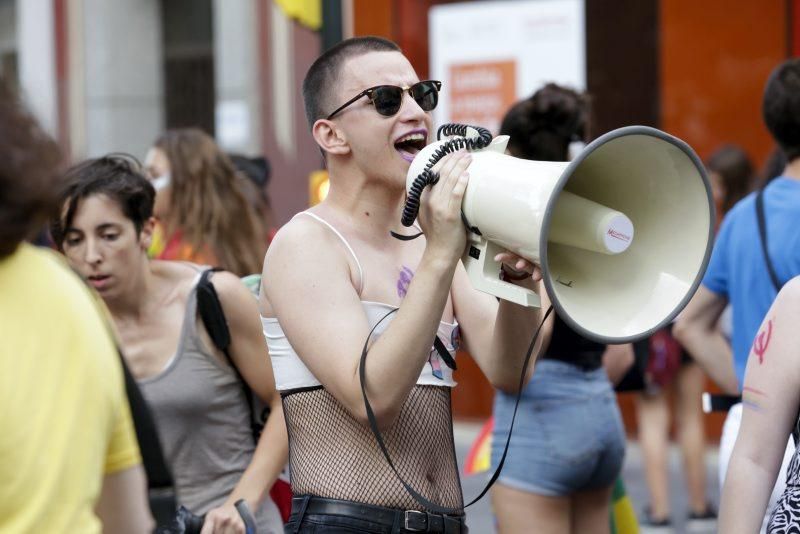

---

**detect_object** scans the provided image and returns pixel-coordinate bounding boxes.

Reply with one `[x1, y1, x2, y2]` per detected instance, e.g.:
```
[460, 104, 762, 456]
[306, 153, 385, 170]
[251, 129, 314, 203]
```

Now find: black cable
[399, 124, 493, 228]
[359, 304, 554, 514]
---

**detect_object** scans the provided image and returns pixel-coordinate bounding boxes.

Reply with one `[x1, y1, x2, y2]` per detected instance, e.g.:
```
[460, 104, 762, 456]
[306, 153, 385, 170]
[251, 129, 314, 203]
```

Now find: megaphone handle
[462, 238, 541, 308]
[234, 499, 257, 534]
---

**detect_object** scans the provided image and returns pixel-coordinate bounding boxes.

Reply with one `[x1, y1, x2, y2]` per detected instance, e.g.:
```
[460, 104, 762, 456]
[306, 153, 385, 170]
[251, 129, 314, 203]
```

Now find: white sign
[216, 99, 250, 150]
[429, 0, 585, 133]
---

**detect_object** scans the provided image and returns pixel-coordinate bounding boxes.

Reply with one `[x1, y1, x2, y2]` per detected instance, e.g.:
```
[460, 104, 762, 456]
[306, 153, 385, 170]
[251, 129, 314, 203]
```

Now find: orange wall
[660, 0, 788, 169]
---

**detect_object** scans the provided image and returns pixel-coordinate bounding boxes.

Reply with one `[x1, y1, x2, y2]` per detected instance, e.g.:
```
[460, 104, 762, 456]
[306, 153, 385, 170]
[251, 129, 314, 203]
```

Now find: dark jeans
[284, 496, 468, 534]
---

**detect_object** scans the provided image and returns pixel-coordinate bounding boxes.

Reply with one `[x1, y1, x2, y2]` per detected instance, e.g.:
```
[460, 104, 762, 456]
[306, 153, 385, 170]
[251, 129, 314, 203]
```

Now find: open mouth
[394, 131, 427, 162]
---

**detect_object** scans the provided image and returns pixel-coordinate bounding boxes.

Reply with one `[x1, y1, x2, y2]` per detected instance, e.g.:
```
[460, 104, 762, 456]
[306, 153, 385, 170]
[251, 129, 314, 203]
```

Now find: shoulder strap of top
[294, 211, 365, 294]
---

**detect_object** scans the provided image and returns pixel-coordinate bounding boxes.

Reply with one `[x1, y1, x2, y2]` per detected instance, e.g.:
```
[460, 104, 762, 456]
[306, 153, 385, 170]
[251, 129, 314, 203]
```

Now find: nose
[84, 237, 103, 266]
[398, 91, 429, 122]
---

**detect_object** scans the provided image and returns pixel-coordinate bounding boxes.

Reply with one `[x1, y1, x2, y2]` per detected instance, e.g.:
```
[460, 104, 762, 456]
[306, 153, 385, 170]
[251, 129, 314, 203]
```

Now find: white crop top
[262, 212, 460, 391]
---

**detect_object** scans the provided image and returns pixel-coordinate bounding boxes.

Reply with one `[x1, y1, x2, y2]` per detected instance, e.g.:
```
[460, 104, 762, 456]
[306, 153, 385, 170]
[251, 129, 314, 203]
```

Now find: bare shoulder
[207, 270, 252, 302]
[260, 213, 357, 317]
[264, 214, 341, 264]
[151, 260, 201, 295]
[262, 214, 351, 286]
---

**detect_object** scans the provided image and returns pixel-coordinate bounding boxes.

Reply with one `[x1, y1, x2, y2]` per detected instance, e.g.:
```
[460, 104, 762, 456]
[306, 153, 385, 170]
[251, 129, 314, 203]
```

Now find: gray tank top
[138, 273, 282, 533]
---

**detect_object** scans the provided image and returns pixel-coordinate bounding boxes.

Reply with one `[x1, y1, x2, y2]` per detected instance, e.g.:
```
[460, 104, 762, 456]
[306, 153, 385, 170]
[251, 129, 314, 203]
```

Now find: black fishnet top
[282, 384, 464, 512]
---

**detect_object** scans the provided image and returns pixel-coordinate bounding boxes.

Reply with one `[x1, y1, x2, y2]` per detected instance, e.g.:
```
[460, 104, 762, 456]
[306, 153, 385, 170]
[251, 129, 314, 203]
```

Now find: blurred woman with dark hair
[490, 83, 633, 534]
[707, 144, 756, 228]
[144, 128, 268, 277]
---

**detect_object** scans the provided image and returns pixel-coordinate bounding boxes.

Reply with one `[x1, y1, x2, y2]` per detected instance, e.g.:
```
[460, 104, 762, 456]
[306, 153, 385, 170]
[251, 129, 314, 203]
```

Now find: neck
[105, 257, 155, 319]
[324, 165, 409, 234]
[783, 157, 800, 181]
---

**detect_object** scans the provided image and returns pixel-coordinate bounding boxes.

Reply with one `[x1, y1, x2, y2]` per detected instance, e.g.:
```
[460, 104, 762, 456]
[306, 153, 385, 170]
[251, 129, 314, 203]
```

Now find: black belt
[290, 496, 467, 533]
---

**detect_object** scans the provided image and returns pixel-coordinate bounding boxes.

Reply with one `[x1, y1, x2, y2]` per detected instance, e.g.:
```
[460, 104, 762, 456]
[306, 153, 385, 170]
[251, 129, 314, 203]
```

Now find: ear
[139, 217, 156, 251]
[312, 119, 351, 156]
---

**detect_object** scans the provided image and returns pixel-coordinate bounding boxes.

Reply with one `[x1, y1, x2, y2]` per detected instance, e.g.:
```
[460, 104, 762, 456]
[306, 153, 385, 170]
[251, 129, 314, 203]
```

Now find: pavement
[453, 422, 720, 534]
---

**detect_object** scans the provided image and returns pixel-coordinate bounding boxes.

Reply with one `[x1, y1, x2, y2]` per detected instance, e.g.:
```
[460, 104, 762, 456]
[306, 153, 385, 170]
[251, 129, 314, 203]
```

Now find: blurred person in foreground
[490, 83, 633, 534]
[0, 81, 152, 532]
[635, 144, 754, 531]
[144, 128, 269, 277]
[260, 36, 542, 533]
[676, 57, 800, 532]
[52, 156, 288, 533]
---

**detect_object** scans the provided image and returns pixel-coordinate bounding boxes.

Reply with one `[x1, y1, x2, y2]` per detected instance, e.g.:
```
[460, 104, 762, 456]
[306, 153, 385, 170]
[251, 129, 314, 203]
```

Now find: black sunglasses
[326, 80, 442, 120]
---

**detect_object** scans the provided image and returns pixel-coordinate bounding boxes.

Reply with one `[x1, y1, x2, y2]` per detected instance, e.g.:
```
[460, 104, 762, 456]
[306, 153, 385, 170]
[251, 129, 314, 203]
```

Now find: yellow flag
[274, 0, 322, 30]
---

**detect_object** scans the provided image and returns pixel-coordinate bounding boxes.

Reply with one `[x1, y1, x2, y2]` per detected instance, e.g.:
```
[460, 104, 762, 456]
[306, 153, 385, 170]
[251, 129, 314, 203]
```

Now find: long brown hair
[154, 128, 267, 276]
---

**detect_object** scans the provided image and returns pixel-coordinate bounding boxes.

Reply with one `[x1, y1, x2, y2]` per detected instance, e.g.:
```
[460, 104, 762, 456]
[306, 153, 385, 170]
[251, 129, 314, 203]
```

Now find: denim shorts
[491, 359, 626, 497]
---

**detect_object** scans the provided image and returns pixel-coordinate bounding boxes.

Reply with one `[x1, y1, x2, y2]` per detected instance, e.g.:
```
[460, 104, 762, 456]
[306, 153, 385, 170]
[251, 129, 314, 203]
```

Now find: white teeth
[396, 132, 426, 144]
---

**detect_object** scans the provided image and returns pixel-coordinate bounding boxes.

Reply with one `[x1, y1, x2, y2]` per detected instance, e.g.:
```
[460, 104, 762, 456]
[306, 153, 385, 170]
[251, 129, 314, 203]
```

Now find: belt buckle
[404, 510, 427, 531]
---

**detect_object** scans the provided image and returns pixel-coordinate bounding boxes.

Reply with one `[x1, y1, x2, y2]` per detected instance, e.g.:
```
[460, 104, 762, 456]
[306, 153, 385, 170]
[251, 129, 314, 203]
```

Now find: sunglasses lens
[372, 86, 403, 116]
[411, 81, 439, 112]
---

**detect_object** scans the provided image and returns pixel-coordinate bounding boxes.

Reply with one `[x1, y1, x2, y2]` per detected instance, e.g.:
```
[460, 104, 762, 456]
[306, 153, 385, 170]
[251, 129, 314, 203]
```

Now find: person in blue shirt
[675, 57, 800, 533]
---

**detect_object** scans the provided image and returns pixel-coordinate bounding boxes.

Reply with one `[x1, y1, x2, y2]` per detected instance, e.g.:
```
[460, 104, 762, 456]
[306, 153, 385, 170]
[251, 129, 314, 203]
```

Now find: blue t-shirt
[702, 177, 800, 388]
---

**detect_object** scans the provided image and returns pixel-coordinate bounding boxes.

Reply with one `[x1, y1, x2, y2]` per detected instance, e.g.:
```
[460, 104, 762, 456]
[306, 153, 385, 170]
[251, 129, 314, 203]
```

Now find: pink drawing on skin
[752, 319, 773, 365]
[397, 266, 414, 298]
[428, 349, 443, 380]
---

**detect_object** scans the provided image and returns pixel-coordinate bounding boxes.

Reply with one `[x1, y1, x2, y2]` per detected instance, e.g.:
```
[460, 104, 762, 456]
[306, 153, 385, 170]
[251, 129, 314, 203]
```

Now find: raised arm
[201, 272, 288, 534]
[262, 152, 474, 429]
[673, 286, 738, 394]
[719, 277, 800, 532]
[450, 254, 543, 394]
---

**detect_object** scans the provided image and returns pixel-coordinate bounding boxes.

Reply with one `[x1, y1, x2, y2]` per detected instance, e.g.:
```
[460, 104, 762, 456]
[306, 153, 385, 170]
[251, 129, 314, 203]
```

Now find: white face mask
[151, 172, 171, 191]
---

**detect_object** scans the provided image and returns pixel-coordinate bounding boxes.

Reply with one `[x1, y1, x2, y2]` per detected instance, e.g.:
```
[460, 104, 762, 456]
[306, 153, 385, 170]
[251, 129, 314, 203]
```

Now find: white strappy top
[262, 211, 460, 392]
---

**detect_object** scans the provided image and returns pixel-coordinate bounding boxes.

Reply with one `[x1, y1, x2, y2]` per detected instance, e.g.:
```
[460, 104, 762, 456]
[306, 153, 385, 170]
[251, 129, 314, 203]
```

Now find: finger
[515, 258, 532, 272]
[430, 150, 462, 175]
[225, 517, 245, 534]
[200, 517, 214, 534]
[449, 171, 470, 210]
[444, 152, 472, 192]
[434, 151, 470, 194]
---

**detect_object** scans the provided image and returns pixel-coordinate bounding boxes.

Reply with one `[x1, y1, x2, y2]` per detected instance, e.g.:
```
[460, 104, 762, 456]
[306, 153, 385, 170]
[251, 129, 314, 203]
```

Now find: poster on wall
[429, 0, 585, 134]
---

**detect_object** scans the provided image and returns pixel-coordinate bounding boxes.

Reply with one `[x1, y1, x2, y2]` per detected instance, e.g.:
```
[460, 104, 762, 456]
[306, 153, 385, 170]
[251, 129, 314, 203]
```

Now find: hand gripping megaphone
[406, 125, 714, 343]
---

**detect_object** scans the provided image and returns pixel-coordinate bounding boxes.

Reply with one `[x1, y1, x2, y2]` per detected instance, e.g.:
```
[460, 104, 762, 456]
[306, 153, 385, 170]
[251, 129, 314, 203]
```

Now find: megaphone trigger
[462, 236, 541, 308]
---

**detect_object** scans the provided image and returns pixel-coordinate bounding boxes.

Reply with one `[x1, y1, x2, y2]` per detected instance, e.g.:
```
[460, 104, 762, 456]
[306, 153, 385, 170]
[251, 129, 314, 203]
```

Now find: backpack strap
[195, 267, 265, 441]
[119, 350, 178, 527]
[756, 185, 782, 292]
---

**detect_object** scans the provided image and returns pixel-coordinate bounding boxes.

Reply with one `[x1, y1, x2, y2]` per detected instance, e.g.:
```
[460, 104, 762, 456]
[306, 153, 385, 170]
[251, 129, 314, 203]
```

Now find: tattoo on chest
[752, 319, 774, 365]
[397, 265, 415, 298]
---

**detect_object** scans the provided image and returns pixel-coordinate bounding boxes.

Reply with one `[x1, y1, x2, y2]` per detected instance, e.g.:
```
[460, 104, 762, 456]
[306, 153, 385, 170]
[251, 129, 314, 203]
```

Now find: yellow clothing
[0, 244, 141, 534]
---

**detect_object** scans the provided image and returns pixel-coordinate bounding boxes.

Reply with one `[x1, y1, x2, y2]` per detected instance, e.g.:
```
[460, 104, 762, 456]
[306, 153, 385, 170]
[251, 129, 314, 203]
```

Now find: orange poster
[448, 60, 517, 134]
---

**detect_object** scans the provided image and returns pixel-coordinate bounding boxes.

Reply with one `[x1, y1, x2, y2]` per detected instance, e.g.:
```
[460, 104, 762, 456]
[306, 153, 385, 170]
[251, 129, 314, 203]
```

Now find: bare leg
[572, 485, 614, 534]
[636, 390, 671, 520]
[675, 362, 709, 514]
[492, 482, 571, 534]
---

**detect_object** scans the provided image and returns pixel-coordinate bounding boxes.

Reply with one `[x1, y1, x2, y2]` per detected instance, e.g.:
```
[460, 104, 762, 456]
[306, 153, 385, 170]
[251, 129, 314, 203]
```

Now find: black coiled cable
[399, 123, 493, 228]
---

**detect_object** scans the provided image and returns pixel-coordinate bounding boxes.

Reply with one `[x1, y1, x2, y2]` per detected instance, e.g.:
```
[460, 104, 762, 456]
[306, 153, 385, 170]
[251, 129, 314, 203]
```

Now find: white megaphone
[406, 126, 714, 343]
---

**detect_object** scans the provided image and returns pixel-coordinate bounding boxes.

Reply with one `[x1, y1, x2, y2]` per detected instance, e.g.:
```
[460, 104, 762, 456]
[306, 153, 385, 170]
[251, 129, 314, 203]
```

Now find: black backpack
[195, 268, 268, 441]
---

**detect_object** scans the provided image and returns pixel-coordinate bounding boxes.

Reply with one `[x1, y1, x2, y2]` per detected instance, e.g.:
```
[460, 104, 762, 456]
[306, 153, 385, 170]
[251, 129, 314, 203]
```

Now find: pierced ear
[312, 119, 351, 156]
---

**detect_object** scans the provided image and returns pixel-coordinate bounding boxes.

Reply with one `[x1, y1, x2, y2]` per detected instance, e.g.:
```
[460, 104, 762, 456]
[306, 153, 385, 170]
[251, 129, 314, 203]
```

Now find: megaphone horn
[406, 125, 714, 343]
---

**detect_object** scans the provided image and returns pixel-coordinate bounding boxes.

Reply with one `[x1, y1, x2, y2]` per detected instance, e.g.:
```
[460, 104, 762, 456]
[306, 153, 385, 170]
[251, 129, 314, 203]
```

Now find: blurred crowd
[2, 32, 800, 534]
